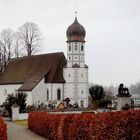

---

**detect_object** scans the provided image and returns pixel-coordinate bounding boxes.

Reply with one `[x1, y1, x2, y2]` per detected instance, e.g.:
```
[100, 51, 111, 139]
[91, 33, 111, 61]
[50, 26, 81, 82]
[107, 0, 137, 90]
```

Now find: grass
[14, 120, 28, 127]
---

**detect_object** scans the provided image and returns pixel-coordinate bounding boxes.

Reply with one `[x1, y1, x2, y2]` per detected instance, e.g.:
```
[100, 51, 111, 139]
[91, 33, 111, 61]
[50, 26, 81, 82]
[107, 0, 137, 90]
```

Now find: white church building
[0, 16, 89, 108]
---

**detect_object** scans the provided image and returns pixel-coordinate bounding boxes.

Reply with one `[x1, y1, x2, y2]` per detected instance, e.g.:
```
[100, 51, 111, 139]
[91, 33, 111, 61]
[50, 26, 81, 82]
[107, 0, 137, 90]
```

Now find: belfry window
[81, 45, 83, 51]
[75, 45, 77, 51]
[69, 45, 71, 51]
[57, 89, 61, 101]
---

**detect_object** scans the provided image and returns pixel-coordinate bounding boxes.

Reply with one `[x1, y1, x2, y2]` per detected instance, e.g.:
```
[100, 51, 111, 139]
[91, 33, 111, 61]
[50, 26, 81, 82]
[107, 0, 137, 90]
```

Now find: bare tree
[13, 32, 25, 58]
[0, 29, 14, 73]
[18, 22, 42, 56]
[0, 22, 42, 73]
[130, 82, 140, 95]
[0, 41, 4, 73]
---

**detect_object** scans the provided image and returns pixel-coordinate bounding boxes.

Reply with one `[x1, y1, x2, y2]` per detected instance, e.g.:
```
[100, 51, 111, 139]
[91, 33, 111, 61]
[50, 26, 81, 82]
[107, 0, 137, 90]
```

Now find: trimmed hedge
[28, 110, 140, 140]
[0, 117, 7, 140]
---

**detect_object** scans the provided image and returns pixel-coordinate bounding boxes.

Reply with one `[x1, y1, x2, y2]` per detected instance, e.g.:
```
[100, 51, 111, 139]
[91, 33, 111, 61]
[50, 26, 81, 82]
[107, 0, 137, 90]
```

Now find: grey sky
[0, 0, 140, 86]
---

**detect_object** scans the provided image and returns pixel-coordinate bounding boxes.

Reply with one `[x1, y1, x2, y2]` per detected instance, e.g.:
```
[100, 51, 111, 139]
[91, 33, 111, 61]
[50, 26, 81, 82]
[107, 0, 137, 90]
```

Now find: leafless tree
[13, 32, 25, 58]
[0, 29, 14, 60]
[18, 22, 42, 56]
[130, 82, 140, 95]
[0, 22, 43, 73]
[0, 29, 14, 73]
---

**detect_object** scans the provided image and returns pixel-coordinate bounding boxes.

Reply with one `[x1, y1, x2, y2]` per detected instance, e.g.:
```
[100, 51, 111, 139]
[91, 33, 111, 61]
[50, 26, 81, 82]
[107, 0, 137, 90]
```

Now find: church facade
[0, 17, 89, 108]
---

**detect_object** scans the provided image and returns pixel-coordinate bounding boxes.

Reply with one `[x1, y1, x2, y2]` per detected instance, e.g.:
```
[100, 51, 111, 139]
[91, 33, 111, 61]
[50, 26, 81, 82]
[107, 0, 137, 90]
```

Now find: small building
[131, 94, 140, 107]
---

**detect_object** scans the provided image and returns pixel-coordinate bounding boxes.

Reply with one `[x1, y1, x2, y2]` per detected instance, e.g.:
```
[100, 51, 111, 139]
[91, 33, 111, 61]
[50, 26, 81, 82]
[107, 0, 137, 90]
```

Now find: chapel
[0, 16, 89, 108]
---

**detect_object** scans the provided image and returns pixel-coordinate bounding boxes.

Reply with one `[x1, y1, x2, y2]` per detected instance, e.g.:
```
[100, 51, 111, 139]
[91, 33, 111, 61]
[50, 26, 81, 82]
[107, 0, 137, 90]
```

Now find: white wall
[0, 78, 65, 107]
[0, 84, 33, 106]
[64, 67, 89, 107]
[67, 42, 85, 67]
[12, 107, 28, 121]
[0, 84, 21, 105]
[18, 113, 28, 120]
[64, 68, 88, 82]
[26, 92, 33, 105]
[117, 97, 131, 111]
[32, 78, 64, 106]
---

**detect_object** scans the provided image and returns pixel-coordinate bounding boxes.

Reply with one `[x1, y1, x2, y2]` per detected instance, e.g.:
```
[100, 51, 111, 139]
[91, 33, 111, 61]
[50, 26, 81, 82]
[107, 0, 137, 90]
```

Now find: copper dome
[66, 17, 86, 42]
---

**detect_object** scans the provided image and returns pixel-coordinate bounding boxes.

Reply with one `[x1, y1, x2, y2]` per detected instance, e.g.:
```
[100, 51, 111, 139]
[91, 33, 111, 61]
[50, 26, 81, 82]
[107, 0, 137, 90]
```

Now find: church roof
[0, 52, 66, 91]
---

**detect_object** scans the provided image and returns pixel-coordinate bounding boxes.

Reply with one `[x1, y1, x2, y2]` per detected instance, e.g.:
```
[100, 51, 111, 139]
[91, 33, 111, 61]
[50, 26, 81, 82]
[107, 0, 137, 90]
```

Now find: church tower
[66, 15, 86, 68]
[63, 14, 89, 108]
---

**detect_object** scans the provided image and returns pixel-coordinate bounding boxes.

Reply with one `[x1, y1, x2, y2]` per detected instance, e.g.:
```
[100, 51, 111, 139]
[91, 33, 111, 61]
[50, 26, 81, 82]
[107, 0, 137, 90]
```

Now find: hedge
[28, 110, 140, 140]
[0, 117, 7, 140]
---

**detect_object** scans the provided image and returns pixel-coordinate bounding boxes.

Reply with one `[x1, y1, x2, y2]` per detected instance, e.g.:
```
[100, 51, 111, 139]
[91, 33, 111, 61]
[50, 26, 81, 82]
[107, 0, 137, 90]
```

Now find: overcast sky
[0, 0, 140, 87]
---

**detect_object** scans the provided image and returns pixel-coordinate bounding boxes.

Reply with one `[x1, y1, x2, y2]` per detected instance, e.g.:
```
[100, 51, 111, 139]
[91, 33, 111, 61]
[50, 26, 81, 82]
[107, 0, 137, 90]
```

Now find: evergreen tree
[2, 92, 27, 117]
[89, 84, 105, 100]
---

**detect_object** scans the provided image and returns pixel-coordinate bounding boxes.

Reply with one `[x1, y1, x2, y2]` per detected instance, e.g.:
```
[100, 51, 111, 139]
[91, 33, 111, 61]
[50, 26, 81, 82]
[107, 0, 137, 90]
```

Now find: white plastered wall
[0, 84, 21, 105]
[63, 67, 89, 107]
[32, 78, 64, 106]
[0, 78, 65, 106]
[67, 42, 85, 67]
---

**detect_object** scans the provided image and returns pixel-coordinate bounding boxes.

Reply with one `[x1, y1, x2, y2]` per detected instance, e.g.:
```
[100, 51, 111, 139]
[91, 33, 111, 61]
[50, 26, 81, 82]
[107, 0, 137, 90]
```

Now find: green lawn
[14, 120, 28, 127]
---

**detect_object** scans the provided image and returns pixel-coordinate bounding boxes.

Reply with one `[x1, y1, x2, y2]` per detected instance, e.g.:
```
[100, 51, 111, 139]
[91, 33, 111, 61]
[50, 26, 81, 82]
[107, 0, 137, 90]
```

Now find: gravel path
[6, 121, 47, 140]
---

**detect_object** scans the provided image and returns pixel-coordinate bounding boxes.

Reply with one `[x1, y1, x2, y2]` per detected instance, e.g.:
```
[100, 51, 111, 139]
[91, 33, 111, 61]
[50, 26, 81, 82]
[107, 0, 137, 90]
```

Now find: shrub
[0, 117, 7, 140]
[28, 110, 140, 140]
[2, 92, 27, 117]
[89, 84, 105, 100]
[122, 103, 130, 110]
[96, 99, 112, 107]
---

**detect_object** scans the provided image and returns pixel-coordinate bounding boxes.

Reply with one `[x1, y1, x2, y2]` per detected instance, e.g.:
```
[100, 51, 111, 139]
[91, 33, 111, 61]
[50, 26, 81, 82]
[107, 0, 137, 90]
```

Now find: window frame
[75, 45, 77, 51]
[81, 45, 83, 51]
[47, 89, 49, 101]
[57, 89, 61, 101]
[69, 45, 71, 51]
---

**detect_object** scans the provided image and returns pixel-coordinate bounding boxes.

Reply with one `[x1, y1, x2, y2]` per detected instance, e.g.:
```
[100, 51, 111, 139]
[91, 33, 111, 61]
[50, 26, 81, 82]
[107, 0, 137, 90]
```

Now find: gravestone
[57, 102, 65, 110]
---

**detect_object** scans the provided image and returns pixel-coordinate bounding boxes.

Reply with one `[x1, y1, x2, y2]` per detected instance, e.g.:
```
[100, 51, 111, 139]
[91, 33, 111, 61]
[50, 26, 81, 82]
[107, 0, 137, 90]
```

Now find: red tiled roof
[0, 52, 66, 91]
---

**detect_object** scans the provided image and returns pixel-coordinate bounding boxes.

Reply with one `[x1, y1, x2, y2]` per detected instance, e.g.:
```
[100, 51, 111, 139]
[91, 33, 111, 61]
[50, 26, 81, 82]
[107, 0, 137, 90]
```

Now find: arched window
[75, 45, 77, 51]
[81, 45, 83, 51]
[80, 100, 84, 108]
[47, 89, 49, 101]
[69, 45, 71, 51]
[57, 89, 61, 101]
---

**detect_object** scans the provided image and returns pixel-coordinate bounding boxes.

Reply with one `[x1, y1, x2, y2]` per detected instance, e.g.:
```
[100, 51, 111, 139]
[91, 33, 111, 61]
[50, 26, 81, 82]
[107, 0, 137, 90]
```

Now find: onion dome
[66, 17, 86, 42]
